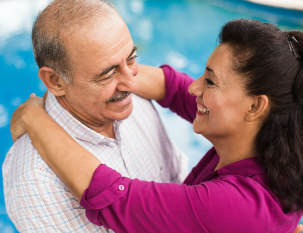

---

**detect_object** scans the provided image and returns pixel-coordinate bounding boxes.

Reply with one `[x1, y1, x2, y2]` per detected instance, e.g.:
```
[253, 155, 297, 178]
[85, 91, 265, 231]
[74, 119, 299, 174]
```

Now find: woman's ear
[245, 95, 269, 122]
[38, 67, 67, 96]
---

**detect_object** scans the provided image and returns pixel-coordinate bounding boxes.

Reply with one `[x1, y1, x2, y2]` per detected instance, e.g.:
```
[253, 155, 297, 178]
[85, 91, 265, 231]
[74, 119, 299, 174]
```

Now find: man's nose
[117, 62, 137, 92]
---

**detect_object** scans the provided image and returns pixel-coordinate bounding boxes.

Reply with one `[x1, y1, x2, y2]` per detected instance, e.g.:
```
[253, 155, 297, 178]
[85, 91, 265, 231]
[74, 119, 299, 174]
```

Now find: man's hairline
[36, 1, 118, 84]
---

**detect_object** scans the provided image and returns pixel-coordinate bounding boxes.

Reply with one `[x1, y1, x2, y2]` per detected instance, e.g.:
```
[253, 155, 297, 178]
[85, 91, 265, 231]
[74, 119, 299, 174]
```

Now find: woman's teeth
[198, 106, 209, 114]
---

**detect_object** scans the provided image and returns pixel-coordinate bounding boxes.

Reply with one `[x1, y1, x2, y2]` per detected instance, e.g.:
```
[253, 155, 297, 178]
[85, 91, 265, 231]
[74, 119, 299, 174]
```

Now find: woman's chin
[192, 121, 203, 135]
[192, 122, 211, 142]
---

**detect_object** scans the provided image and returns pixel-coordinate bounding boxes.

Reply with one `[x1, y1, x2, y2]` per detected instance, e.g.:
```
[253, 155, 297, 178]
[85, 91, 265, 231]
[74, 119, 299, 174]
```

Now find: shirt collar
[45, 92, 121, 145]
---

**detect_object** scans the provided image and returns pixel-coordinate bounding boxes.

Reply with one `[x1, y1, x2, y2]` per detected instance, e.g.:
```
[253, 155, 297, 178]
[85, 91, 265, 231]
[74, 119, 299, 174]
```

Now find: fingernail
[30, 93, 36, 97]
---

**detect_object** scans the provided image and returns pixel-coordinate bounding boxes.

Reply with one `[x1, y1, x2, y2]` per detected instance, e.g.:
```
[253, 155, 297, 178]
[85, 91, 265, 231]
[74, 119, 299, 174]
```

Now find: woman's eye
[205, 78, 215, 86]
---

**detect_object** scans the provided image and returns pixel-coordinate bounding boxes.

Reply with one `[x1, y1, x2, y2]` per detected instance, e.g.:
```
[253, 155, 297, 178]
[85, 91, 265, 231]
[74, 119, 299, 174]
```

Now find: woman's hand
[10, 93, 45, 142]
[294, 224, 303, 233]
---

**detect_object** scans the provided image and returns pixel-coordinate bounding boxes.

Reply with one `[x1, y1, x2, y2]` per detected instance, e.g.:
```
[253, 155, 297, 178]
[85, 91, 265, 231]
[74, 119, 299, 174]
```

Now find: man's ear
[38, 67, 66, 96]
[245, 95, 269, 122]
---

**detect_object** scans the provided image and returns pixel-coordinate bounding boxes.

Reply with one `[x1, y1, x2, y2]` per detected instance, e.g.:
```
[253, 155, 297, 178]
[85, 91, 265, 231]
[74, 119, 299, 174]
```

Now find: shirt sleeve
[80, 164, 276, 233]
[169, 147, 189, 184]
[157, 65, 197, 123]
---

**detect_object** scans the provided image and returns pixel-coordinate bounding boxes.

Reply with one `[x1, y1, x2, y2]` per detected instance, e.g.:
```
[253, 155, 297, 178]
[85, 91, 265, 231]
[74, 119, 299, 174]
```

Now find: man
[2, 0, 187, 232]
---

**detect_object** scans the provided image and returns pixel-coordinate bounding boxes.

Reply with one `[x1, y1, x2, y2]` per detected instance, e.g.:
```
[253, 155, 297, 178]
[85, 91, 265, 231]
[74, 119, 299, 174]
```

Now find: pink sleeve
[80, 164, 204, 232]
[157, 65, 197, 123]
[80, 164, 281, 233]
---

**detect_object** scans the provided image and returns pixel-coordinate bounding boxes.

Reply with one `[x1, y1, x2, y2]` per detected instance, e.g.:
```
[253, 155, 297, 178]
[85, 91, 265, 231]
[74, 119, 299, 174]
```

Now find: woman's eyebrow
[206, 66, 218, 80]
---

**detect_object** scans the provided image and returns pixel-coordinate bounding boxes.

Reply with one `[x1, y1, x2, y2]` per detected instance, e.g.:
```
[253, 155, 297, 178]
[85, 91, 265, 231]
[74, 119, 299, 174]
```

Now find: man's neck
[89, 123, 115, 139]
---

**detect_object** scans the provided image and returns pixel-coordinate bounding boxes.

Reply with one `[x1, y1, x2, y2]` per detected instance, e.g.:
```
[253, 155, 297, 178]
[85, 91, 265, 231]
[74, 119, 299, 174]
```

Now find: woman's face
[189, 43, 254, 141]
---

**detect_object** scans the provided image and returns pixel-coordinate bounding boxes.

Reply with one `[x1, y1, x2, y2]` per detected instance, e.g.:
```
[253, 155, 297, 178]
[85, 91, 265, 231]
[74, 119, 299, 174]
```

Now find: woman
[10, 19, 303, 232]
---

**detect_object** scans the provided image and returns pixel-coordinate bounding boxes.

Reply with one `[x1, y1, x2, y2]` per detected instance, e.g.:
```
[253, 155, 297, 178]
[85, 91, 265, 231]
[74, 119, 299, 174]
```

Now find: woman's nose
[188, 76, 203, 97]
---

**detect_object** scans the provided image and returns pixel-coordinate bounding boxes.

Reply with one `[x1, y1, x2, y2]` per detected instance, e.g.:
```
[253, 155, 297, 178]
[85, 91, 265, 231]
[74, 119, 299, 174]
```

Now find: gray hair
[32, 0, 115, 83]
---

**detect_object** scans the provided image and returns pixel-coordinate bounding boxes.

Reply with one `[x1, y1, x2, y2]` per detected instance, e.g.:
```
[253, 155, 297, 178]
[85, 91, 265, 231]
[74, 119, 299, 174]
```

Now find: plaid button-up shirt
[3, 92, 188, 233]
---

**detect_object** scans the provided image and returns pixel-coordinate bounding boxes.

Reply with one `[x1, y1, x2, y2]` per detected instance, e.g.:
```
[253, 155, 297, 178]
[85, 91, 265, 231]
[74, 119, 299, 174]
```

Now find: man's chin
[113, 99, 133, 121]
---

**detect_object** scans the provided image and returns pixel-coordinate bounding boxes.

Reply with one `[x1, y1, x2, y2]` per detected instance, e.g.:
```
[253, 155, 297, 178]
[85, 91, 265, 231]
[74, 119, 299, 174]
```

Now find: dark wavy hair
[219, 19, 303, 213]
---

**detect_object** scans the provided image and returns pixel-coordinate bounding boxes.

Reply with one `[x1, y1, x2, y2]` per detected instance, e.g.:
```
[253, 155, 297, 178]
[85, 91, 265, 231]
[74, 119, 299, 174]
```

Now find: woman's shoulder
[192, 173, 300, 232]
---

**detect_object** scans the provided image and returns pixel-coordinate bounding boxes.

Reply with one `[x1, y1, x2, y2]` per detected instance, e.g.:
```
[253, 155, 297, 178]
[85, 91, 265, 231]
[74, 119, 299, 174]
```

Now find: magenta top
[80, 65, 302, 233]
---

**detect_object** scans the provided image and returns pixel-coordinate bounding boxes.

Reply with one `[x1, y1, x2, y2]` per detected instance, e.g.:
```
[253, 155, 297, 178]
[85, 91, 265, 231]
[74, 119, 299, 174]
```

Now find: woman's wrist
[10, 97, 47, 142]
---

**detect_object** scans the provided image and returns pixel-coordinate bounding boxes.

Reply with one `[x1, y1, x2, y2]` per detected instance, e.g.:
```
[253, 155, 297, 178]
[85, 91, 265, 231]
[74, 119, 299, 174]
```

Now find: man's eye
[101, 70, 116, 82]
[205, 78, 215, 86]
[128, 55, 138, 62]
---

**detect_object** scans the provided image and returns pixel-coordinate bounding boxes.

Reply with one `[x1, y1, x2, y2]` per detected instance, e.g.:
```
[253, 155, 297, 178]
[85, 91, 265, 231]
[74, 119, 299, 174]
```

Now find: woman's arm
[135, 65, 166, 101]
[12, 64, 197, 198]
[136, 64, 198, 123]
[11, 98, 101, 201]
[9, 65, 173, 201]
[10, 83, 302, 233]
[156, 65, 197, 123]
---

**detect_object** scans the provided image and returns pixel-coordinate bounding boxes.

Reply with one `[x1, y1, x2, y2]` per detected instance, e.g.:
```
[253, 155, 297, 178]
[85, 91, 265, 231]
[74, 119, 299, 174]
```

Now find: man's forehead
[96, 38, 134, 63]
[67, 24, 135, 81]
[66, 13, 133, 62]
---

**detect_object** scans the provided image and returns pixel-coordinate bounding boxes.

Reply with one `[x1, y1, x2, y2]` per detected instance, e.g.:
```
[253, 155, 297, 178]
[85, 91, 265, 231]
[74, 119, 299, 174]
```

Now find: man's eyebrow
[206, 66, 218, 80]
[127, 46, 137, 59]
[98, 64, 120, 78]
[97, 46, 137, 78]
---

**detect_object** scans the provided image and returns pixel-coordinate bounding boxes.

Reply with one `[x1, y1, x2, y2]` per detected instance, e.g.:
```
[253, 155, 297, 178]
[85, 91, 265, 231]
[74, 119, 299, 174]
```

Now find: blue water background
[0, 0, 302, 231]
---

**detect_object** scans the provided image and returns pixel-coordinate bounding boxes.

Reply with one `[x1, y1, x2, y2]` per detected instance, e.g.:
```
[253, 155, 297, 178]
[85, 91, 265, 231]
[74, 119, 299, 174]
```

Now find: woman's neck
[211, 129, 257, 171]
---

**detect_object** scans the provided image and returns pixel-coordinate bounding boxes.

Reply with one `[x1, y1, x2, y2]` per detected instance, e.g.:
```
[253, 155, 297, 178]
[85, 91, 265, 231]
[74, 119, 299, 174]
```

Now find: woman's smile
[197, 102, 209, 115]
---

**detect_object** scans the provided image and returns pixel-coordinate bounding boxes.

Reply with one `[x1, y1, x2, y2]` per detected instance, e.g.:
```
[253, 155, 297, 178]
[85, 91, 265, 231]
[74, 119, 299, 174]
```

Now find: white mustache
[107, 92, 130, 102]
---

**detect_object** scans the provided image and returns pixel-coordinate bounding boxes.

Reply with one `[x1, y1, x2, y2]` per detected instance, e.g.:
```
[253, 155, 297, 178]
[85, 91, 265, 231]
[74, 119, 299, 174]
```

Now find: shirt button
[118, 185, 125, 191]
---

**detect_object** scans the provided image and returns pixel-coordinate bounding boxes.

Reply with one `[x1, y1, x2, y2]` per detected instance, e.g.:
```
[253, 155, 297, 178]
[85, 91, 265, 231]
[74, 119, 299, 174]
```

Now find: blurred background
[0, 0, 302, 231]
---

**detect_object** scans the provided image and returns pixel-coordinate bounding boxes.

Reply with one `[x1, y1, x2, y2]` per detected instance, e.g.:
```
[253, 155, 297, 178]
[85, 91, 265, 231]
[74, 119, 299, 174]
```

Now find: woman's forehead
[206, 44, 234, 79]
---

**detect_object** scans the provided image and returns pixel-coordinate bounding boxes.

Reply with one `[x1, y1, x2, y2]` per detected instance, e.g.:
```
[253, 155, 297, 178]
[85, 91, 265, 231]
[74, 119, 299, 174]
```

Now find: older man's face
[58, 13, 138, 133]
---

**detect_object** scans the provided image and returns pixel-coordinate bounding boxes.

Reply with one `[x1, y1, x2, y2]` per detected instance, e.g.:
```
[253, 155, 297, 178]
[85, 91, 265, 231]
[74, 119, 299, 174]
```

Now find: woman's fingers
[10, 94, 46, 142]
[294, 224, 303, 233]
[10, 105, 27, 142]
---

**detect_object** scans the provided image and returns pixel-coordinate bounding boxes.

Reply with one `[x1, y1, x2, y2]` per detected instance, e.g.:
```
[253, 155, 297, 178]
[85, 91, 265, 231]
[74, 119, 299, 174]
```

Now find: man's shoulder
[122, 94, 166, 134]
[131, 94, 158, 118]
[2, 133, 56, 184]
[132, 94, 153, 107]
[3, 133, 37, 169]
